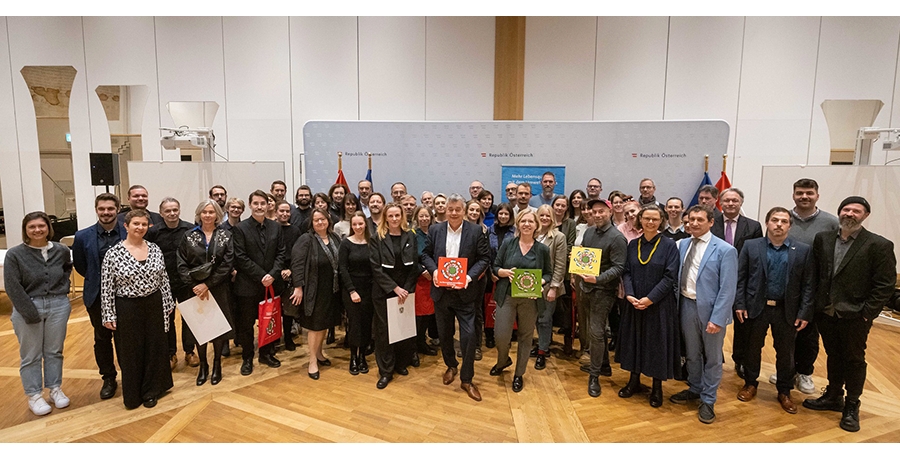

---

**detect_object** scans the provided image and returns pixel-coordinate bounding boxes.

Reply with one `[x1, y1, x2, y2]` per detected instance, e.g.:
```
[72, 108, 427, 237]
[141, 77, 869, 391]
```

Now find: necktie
[725, 220, 734, 246]
[680, 237, 701, 290]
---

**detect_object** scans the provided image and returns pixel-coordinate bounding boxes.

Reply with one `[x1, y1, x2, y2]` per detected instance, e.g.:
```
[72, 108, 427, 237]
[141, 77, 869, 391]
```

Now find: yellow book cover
[569, 246, 602, 276]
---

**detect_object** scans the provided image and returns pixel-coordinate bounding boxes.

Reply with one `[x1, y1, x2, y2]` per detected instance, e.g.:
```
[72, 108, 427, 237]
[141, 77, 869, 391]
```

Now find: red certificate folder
[436, 257, 468, 288]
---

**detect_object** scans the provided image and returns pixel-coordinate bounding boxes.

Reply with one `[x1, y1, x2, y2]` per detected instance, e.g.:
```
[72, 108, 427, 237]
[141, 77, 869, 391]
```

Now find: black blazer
[713, 214, 762, 255]
[232, 217, 286, 297]
[369, 230, 420, 299]
[72, 222, 127, 307]
[735, 237, 814, 325]
[812, 228, 896, 320]
[421, 220, 491, 304]
[291, 231, 341, 317]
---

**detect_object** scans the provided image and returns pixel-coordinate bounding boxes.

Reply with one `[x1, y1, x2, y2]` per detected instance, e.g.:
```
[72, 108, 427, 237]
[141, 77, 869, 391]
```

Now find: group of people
[4, 173, 895, 434]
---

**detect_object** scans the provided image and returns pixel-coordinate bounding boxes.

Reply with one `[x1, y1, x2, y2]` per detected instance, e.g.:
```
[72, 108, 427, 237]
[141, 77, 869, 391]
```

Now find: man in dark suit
[734, 207, 814, 414]
[116, 185, 164, 227]
[712, 187, 762, 379]
[73, 193, 127, 400]
[232, 190, 286, 376]
[422, 193, 491, 401]
[803, 196, 896, 432]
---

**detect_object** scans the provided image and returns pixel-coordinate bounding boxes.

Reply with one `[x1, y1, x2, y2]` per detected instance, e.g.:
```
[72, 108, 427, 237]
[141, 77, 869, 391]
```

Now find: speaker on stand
[89, 153, 121, 193]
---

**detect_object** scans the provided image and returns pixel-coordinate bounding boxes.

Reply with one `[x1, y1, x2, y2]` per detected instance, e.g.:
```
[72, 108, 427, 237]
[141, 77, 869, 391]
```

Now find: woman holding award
[533, 205, 568, 370]
[490, 209, 552, 393]
[176, 200, 235, 386]
[618, 205, 681, 407]
[369, 203, 420, 389]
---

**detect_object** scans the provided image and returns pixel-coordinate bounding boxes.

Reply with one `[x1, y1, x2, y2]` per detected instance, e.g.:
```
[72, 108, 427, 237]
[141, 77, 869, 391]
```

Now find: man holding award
[574, 199, 627, 398]
[423, 194, 492, 401]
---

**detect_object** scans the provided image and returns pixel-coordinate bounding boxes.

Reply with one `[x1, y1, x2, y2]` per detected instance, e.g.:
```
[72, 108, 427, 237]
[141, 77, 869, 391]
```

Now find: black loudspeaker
[90, 153, 120, 186]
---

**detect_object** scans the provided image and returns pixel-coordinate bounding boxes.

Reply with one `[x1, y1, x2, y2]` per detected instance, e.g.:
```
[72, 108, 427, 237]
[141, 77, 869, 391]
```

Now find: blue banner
[500, 165, 566, 203]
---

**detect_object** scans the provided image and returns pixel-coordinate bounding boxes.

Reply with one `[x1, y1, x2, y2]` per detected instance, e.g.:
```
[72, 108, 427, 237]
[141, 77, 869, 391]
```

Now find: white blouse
[100, 242, 176, 331]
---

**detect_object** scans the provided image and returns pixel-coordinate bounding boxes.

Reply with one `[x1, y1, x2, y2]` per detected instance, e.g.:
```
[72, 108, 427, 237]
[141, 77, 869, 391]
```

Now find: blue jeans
[680, 297, 725, 405]
[10, 295, 71, 396]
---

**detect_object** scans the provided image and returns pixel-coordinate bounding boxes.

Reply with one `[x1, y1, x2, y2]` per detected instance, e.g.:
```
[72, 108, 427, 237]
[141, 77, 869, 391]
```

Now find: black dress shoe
[100, 378, 117, 400]
[735, 363, 746, 380]
[840, 399, 861, 432]
[534, 354, 547, 370]
[259, 354, 281, 368]
[240, 359, 253, 376]
[358, 356, 369, 374]
[365, 343, 375, 356]
[396, 367, 409, 376]
[221, 343, 231, 357]
[490, 358, 513, 376]
[530, 347, 539, 358]
[210, 361, 222, 385]
[485, 337, 496, 349]
[802, 390, 845, 412]
[196, 362, 209, 386]
[284, 339, 296, 351]
[349, 355, 359, 375]
[143, 397, 157, 408]
[599, 363, 612, 377]
[512, 375, 524, 393]
[376, 375, 392, 389]
[411, 353, 421, 368]
[308, 371, 320, 380]
[317, 358, 332, 367]
[649, 386, 663, 407]
[588, 376, 601, 398]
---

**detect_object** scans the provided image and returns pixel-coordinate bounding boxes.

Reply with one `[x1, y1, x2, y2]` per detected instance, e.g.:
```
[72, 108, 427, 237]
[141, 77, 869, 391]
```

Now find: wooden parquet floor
[1, 293, 899, 443]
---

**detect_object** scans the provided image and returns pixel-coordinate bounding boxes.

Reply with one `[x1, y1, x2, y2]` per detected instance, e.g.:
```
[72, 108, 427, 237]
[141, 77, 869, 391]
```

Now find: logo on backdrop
[481, 152, 535, 158]
[631, 152, 688, 159]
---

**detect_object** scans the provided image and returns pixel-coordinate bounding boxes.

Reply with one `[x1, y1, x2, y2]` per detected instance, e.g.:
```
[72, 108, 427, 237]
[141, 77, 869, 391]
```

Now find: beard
[839, 215, 861, 233]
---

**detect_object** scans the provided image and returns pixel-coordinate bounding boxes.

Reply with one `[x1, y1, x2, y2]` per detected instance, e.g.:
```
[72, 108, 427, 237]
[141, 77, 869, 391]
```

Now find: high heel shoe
[196, 362, 209, 386]
[317, 357, 332, 367]
[210, 360, 222, 385]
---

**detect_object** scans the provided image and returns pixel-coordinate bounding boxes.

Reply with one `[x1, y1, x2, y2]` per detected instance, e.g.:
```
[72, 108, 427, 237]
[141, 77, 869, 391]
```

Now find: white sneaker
[768, 373, 778, 385]
[49, 387, 70, 409]
[28, 393, 52, 416]
[795, 374, 816, 395]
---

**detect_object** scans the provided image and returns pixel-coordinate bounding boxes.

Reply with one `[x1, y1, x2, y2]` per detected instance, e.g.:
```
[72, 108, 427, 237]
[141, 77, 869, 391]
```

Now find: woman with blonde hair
[532, 204, 568, 370]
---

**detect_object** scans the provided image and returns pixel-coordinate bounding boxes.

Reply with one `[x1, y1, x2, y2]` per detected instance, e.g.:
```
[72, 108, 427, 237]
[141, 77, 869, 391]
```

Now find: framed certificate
[436, 257, 468, 288]
[387, 293, 417, 344]
[569, 246, 602, 276]
[511, 269, 542, 298]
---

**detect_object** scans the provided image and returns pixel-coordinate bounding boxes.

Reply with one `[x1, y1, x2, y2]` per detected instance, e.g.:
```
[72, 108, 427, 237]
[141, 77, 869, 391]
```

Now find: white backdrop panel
[758, 165, 900, 269]
[594, 17, 668, 121]
[524, 17, 597, 121]
[128, 161, 285, 222]
[358, 17, 426, 121]
[302, 120, 729, 202]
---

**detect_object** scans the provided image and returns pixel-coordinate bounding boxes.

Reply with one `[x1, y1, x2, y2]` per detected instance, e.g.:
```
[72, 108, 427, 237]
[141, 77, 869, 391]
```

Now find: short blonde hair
[536, 204, 557, 230]
[514, 208, 541, 237]
[195, 199, 224, 225]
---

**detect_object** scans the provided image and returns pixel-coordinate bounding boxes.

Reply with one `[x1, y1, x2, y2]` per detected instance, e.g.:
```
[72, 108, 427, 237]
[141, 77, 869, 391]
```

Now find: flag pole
[338, 151, 343, 170]
[704, 155, 709, 173]
[367, 151, 372, 170]
[722, 154, 727, 174]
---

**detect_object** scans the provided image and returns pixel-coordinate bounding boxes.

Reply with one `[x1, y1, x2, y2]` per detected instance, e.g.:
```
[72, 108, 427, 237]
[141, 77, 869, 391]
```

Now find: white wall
[2, 16, 900, 234]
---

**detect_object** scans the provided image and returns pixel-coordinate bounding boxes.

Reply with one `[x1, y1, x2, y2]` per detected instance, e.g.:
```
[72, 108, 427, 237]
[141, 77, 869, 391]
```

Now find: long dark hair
[568, 189, 586, 220]
[494, 202, 514, 228]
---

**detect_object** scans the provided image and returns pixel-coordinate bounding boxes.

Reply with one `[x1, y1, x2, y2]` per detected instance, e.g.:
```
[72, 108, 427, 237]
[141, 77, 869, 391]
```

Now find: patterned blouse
[100, 241, 176, 331]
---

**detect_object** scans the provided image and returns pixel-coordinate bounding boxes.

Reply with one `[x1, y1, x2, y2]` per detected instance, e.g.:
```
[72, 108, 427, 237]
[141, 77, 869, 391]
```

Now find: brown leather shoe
[778, 393, 798, 414]
[442, 367, 458, 385]
[170, 355, 178, 371]
[460, 382, 482, 401]
[737, 384, 757, 402]
[185, 353, 200, 368]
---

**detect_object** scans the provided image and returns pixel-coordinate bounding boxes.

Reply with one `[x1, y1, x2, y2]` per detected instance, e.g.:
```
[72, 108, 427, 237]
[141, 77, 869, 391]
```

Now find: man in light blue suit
[670, 205, 738, 424]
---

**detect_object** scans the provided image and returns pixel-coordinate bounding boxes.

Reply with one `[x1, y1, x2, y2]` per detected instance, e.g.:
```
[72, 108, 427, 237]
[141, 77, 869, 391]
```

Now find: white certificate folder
[387, 293, 417, 344]
[178, 294, 232, 345]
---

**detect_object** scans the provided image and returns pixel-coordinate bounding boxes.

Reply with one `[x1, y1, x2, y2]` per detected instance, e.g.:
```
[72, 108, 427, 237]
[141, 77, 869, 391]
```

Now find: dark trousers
[585, 289, 616, 376]
[744, 305, 797, 394]
[434, 291, 477, 384]
[731, 310, 751, 366]
[794, 320, 819, 376]
[416, 314, 438, 352]
[235, 295, 275, 361]
[373, 296, 415, 377]
[818, 312, 872, 401]
[87, 300, 118, 381]
[116, 292, 173, 409]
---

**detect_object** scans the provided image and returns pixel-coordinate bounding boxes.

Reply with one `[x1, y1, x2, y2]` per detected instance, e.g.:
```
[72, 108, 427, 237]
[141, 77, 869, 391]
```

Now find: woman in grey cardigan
[4, 211, 73, 416]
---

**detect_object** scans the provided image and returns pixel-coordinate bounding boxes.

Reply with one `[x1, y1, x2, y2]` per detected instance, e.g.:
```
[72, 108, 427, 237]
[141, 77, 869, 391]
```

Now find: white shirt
[445, 221, 463, 258]
[681, 230, 712, 300]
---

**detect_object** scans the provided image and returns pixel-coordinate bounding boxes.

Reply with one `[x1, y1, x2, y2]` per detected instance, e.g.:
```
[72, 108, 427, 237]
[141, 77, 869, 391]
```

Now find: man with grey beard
[802, 196, 895, 433]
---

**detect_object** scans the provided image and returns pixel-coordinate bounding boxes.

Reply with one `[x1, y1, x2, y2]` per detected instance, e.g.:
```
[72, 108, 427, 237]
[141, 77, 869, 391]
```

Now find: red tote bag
[258, 285, 283, 347]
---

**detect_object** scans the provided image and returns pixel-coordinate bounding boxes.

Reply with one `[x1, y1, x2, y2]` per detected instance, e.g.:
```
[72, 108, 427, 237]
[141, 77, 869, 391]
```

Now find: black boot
[210, 358, 223, 385]
[840, 399, 861, 432]
[358, 349, 369, 374]
[803, 387, 845, 412]
[649, 378, 663, 407]
[618, 372, 642, 398]
[349, 348, 360, 375]
[196, 361, 209, 386]
[326, 327, 336, 345]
